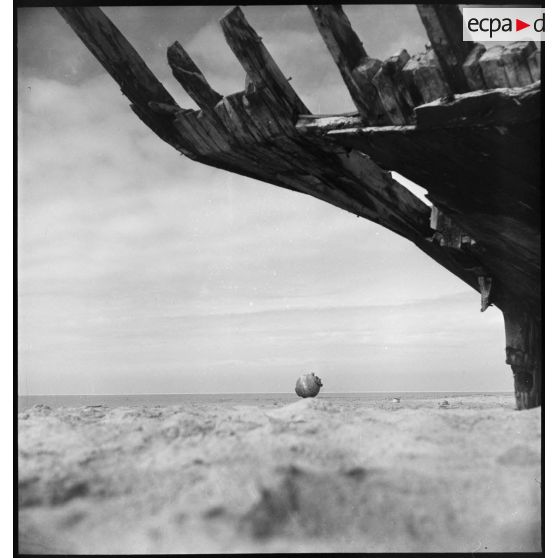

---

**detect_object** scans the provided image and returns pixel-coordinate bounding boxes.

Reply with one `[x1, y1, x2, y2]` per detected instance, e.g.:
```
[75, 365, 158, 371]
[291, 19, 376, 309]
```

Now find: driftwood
[56, 5, 542, 409]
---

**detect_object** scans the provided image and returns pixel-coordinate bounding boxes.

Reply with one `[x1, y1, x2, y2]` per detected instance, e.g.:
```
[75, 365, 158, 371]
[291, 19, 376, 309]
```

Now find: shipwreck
[56, 5, 542, 409]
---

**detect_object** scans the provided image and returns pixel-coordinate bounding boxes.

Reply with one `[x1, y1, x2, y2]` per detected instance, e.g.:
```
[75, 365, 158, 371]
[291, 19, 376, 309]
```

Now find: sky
[17, 5, 511, 395]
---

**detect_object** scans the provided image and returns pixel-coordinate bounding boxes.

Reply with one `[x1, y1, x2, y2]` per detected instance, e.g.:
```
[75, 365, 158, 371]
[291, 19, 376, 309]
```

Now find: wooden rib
[416, 5, 474, 93]
[402, 48, 450, 105]
[371, 50, 414, 124]
[129, 103, 200, 160]
[478, 45, 508, 88]
[307, 4, 389, 124]
[462, 44, 487, 91]
[500, 42, 537, 87]
[215, 93, 263, 144]
[220, 7, 308, 115]
[56, 7, 177, 112]
[527, 50, 541, 82]
[479, 42, 537, 88]
[148, 101, 187, 115]
[167, 41, 223, 112]
[56, 6, 193, 154]
[337, 150, 431, 237]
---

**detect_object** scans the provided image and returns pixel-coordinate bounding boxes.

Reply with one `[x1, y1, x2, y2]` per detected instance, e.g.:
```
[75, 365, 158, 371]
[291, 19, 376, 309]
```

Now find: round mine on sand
[295, 373, 323, 398]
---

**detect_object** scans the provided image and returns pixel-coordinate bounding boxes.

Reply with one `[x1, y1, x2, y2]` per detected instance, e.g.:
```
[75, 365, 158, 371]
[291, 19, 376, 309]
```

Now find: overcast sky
[17, 5, 511, 395]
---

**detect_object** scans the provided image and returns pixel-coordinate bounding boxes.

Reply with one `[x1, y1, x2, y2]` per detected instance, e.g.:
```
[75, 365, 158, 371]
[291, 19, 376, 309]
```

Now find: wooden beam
[148, 101, 187, 115]
[503, 308, 542, 409]
[220, 7, 308, 115]
[430, 206, 476, 251]
[402, 48, 450, 105]
[479, 42, 538, 88]
[413, 81, 540, 129]
[375, 49, 415, 124]
[500, 42, 538, 87]
[56, 7, 177, 112]
[307, 5, 389, 124]
[462, 44, 487, 91]
[296, 113, 363, 134]
[308, 5, 366, 70]
[56, 7, 193, 151]
[167, 41, 223, 112]
[527, 49, 541, 82]
[416, 4, 474, 93]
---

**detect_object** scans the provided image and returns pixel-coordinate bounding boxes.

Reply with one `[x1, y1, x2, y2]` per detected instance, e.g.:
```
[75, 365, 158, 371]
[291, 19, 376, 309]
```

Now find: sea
[17, 392, 512, 413]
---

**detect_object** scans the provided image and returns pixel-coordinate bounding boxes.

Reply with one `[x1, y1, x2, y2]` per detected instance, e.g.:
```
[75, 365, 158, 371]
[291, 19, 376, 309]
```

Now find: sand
[18, 395, 541, 554]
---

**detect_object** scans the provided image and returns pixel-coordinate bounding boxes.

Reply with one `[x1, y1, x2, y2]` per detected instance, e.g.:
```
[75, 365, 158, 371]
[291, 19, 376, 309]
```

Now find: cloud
[18, 290, 509, 394]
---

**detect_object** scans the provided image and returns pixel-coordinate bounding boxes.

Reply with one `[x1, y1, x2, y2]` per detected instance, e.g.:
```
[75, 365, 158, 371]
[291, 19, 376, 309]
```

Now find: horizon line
[18, 390, 514, 396]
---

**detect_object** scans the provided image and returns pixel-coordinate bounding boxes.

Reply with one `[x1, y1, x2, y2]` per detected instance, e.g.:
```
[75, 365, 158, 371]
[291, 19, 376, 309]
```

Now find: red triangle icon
[516, 18, 530, 31]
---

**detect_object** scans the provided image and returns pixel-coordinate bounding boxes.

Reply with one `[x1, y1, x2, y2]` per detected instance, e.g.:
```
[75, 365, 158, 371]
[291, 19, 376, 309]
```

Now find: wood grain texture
[462, 43, 487, 91]
[479, 42, 539, 88]
[372, 50, 415, 124]
[220, 7, 308, 116]
[402, 49, 451, 104]
[307, 5, 389, 124]
[503, 308, 542, 409]
[416, 4, 474, 93]
[56, 7, 176, 110]
[527, 49, 541, 82]
[167, 42, 223, 112]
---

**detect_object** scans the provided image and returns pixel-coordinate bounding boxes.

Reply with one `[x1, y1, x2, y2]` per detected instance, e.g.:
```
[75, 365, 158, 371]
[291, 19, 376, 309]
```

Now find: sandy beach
[18, 394, 541, 554]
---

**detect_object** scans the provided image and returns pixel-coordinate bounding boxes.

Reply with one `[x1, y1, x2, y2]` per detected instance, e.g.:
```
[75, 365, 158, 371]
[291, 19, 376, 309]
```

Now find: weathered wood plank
[243, 84, 297, 138]
[213, 93, 260, 145]
[430, 206, 473, 250]
[500, 41, 537, 87]
[167, 41, 223, 112]
[372, 50, 415, 124]
[478, 45, 508, 88]
[527, 49, 541, 82]
[462, 43, 487, 91]
[414, 81, 540, 128]
[402, 48, 451, 104]
[327, 121, 540, 220]
[480, 42, 537, 88]
[56, 7, 192, 153]
[130, 103, 195, 156]
[307, 5, 389, 124]
[148, 101, 187, 116]
[416, 4, 474, 93]
[56, 7, 177, 111]
[173, 110, 218, 156]
[503, 308, 541, 409]
[337, 151, 432, 238]
[220, 7, 308, 115]
[296, 113, 363, 134]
